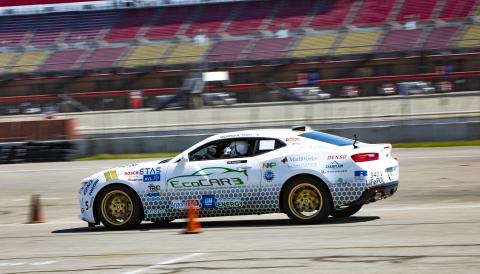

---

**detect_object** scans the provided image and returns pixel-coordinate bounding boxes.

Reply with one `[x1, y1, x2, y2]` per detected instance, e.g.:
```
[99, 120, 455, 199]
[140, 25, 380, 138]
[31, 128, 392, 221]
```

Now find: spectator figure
[276, 24, 289, 38]
[129, 90, 143, 109]
[405, 15, 417, 30]
[194, 30, 208, 45]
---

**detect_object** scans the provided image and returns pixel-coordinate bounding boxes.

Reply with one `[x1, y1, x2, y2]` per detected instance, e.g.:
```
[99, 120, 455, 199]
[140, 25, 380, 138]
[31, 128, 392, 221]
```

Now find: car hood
[82, 159, 168, 184]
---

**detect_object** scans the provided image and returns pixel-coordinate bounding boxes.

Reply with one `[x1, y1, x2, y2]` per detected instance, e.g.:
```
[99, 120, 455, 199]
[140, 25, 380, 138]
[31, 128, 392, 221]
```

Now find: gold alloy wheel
[101, 190, 133, 226]
[288, 183, 323, 219]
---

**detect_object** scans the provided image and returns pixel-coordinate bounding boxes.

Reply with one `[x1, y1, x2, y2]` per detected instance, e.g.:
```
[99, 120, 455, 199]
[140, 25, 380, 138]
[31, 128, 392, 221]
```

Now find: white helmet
[224, 141, 249, 157]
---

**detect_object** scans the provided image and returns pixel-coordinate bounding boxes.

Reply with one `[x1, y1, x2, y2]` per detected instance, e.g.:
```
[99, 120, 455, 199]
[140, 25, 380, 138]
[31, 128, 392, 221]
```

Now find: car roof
[211, 129, 305, 141]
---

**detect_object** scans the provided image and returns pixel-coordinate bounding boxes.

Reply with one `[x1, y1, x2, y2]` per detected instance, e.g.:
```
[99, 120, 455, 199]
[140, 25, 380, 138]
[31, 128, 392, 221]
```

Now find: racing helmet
[224, 141, 249, 157]
[206, 146, 217, 156]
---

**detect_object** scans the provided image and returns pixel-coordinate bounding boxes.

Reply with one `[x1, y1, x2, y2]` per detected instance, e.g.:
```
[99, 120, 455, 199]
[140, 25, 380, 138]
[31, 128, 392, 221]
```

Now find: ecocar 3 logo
[168, 167, 248, 188]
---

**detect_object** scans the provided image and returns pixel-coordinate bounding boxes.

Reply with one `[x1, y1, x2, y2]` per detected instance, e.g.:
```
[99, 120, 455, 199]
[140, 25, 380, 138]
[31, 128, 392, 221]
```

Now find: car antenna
[353, 134, 359, 149]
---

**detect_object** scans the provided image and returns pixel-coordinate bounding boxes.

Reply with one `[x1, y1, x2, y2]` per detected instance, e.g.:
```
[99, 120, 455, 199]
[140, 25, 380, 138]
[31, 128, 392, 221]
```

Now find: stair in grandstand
[57, 93, 91, 112]
[343, 0, 364, 26]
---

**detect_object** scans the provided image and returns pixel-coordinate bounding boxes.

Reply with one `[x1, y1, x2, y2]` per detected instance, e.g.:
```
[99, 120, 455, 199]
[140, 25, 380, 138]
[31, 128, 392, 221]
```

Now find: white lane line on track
[365, 204, 480, 212]
[11, 197, 70, 202]
[0, 260, 57, 267]
[122, 253, 205, 274]
[0, 221, 81, 227]
[400, 155, 480, 159]
[0, 168, 91, 173]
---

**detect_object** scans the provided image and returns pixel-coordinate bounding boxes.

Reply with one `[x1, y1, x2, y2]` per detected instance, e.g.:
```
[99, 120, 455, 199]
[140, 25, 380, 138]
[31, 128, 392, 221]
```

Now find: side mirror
[179, 154, 189, 163]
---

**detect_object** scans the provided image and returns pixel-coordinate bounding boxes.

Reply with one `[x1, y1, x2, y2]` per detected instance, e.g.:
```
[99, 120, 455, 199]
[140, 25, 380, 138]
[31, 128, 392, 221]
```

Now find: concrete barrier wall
[3, 92, 479, 134]
[73, 92, 480, 134]
[75, 120, 480, 156]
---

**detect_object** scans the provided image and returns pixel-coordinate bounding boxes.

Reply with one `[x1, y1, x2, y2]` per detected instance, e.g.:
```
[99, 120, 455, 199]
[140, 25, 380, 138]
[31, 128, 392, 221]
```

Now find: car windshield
[299, 131, 354, 146]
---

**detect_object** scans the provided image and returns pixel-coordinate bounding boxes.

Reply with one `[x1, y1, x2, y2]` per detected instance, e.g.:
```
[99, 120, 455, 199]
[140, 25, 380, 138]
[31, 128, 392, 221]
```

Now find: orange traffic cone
[27, 194, 44, 224]
[184, 200, 201, 234]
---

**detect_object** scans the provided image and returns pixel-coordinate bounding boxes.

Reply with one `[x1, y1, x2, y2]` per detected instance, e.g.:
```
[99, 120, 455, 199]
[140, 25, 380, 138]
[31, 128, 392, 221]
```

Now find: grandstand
[0, 0, 479, 109]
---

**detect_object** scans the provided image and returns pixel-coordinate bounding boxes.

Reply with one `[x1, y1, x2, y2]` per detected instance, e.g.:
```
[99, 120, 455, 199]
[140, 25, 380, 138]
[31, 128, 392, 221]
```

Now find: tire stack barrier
[0, 140, 76, 164]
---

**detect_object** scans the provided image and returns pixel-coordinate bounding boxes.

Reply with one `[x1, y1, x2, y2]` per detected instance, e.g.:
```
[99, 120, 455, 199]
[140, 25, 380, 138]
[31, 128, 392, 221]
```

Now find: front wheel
[330, 204, 363, 218]
[282, 177, 332, 224]
[96, 185, 143, 230]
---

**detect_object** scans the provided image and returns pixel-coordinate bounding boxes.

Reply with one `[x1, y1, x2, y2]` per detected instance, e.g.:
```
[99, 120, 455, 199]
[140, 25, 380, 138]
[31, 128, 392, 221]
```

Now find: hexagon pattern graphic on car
[138, 181, 366, 221]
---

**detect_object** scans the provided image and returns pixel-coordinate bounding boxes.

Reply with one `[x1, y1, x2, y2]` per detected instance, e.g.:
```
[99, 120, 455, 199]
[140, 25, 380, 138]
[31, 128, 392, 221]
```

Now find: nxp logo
[262, 162, 276, 169]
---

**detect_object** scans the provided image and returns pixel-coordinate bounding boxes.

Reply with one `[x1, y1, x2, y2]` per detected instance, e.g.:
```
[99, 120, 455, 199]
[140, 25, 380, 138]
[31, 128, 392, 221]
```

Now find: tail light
[351, 153, 379, 162]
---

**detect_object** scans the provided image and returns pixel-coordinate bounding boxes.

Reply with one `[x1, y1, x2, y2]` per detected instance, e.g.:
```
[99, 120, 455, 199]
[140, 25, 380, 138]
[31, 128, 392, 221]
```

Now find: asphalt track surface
[0, 147, 479, 274]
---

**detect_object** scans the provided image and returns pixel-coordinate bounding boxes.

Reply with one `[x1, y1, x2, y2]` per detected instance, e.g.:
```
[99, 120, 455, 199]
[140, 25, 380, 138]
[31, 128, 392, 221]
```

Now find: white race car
[79, 127, 399, 229]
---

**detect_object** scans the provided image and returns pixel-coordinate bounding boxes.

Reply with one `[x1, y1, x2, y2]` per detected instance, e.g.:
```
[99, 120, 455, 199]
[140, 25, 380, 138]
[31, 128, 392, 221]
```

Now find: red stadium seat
[352, 0, 395, 26]
[246, 38, 293, 60]
[207, 40, 251, 62]
[81, 47, 128, 69]
[39, 50, 85, 72]
[309, 0, 355, 29]
[104, 9, 156, 42]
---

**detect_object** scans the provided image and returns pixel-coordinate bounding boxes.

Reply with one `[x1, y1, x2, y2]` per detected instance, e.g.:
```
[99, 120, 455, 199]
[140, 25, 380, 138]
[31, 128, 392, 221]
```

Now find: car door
[165, 138, 261, 192]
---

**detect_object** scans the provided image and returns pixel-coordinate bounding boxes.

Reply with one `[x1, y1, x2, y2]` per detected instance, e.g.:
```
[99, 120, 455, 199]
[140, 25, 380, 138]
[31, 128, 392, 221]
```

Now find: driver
[223, 141, 249, 158]
[205, 146, 217, 160]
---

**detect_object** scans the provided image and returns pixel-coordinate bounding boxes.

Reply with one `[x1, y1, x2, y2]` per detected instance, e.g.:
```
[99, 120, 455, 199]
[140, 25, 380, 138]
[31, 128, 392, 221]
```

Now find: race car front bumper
[352, 181, 399, 205]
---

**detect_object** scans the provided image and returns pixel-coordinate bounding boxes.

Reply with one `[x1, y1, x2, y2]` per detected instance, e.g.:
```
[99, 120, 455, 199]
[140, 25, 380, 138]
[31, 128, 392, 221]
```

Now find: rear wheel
[330, 204, 363, 218]
[97, 185, 143, 230]
[282, 177, 332, 224]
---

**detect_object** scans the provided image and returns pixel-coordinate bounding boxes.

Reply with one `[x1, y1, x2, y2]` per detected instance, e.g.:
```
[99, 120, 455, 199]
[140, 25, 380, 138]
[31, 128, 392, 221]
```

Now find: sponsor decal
[219, 133, 255, 139]
[148, 183, 161, 192]
[82, 181, 92, 196]
[321, 169, 347, 174]
[125, 168, 161, 182]
[201, 195, 217, 209]
[281, 156, 318, 168]
[287, 155, 318, 162]
[168, 167, 247, 189]
[144, 174, 161, 182]
[88, 179, 99, 196]
[140, 167, 161, 175]
[354, 170, 368, 177]
[227, 160, 247, 164]
[124, 171, 139, 176]
[327, 155, 347, 160]
[286, 137, 300, 142]
[104, 170, 118, 180]
[367, 171, 385, 186]
[354, 170, 368, 182]
[169, 197, 242, 209]
[145, 209, 165, 215]
[262, 162, 277, 169]
[325, 161, 344, 169]
[264, 170, 275, 182]
[217, 198, 243, 208]
[147, 192, 161, 197]
[170, 199, 201, 209]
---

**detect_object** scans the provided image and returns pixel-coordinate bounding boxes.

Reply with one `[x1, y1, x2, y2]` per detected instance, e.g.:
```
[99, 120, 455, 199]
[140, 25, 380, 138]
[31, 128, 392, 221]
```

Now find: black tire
[282, 176, 332, 224]
[330, 204, 363, 218]
[96, 185, 143, 230]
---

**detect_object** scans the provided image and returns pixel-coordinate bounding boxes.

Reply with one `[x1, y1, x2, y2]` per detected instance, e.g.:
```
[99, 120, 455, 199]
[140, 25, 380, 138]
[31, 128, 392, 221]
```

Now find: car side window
[189, 138, 256, 161]
[253, 139, 286, 156]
